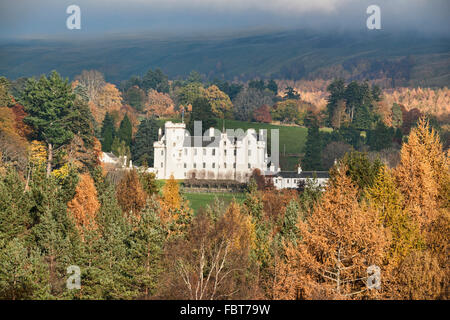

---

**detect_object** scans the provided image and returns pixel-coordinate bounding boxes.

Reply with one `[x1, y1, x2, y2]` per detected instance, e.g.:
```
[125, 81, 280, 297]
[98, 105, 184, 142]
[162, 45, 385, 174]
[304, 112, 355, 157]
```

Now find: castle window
[248, 163, 251, 169]
[234, 150, 237, 156]
[212, 149, 216, 156]
[224, 163, 227, 169]
[161, 162, 163, 168]
[184, 163, 187, 168]
[212, 163, 215, 169]
[233, 163, 236, 169]
[248, 150, 251, 156]
[203, 162, 206, 169]
[161, 150, 164, 156]
[194, 163, 197, 169]
[224, 150, 227, 156]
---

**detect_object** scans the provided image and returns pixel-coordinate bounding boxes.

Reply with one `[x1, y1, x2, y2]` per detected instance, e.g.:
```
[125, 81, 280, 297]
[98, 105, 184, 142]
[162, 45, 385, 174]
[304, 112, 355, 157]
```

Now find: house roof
[274, 171, 329, 179]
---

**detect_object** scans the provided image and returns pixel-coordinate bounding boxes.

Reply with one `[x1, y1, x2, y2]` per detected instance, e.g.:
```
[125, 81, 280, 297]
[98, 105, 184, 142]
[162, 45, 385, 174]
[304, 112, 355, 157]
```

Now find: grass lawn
[184, 192, 246, 214]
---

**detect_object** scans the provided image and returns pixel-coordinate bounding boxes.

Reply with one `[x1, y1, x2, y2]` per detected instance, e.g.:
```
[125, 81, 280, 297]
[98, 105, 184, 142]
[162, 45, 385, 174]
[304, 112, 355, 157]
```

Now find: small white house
[100, 152, 133, 169]
[269, 166, 329, 190]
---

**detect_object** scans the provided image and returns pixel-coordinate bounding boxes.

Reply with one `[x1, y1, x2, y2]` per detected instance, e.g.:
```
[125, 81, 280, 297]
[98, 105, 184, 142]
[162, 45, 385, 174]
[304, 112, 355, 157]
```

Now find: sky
[0, 0, 449, 39]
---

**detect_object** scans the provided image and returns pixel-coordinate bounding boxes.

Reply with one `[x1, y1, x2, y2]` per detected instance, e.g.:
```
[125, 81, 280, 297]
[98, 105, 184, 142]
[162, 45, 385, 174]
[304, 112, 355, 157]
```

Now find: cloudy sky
[0, 0, 449, 38]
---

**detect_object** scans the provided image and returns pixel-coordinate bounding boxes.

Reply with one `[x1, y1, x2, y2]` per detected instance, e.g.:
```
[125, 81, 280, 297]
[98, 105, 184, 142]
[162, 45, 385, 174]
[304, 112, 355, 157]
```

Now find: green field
[184, 192, 246, 214]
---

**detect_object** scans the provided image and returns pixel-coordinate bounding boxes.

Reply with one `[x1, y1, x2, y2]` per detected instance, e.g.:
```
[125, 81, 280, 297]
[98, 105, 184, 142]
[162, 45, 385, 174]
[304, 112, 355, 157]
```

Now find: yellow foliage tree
[366, 166, 423, 264]
[159, 175, 192, 236]
[203, 85, 233, 118]
[394, 117, 448, 232]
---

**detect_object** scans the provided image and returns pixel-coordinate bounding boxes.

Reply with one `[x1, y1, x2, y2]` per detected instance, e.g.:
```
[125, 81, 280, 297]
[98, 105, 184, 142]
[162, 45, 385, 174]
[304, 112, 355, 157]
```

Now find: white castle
[152, 121, 271, 181]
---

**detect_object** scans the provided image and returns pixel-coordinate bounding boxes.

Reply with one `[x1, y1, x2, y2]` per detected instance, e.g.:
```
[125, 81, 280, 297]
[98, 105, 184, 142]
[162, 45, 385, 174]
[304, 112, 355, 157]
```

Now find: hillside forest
[0, 69, 448, 299]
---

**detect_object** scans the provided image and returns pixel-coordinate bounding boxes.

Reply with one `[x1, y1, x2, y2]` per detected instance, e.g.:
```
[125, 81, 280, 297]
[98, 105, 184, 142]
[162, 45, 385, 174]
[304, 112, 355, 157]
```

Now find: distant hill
[0, 29, 449, 87]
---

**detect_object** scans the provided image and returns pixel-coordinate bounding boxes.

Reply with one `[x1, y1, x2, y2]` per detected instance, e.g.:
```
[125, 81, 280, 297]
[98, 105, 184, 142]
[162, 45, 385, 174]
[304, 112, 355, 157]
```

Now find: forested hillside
[1, 30, 449, 86]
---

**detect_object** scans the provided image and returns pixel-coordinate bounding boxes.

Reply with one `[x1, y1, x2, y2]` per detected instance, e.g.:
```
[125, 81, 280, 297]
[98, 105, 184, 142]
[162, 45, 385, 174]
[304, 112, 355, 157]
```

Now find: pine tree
[0, 238, 51, 299]
[118, 114, 132, 147]
[187, 97, 217, 134]
[20, 71, 76, 176]
[128, 198, 165, 298]
[100, 112, 116, 152]
[301, 124, 322, 171]
[132, 117, 158, 166]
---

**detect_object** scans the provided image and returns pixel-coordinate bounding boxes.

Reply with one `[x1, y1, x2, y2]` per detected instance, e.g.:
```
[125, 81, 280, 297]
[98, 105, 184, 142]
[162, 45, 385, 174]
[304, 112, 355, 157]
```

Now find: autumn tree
[90, 83, 123, 124]
[394, 117, 448, 229]
[233, 87, 275, 121]
[321, 141, 353, 170]
[274, 166, 387, 299]
[67, 173, 100, 233]
[203, 85, 233, 118]
[159, 175, 192, 237]
[145, 89, 176, 117]
[74, 70, 106, 103]
[116, 169, 147, 217]
[158, 202, 256, 299]
[253, 104, 272, 123]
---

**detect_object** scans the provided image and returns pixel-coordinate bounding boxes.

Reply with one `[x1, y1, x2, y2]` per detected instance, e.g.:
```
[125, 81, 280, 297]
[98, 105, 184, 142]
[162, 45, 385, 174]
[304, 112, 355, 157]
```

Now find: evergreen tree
[367, 121, 394, 151]
[118, 114, 132, 148]
[187, 97, 217, 134]
[332, 151, 383, 192]
[326, 79, 345, 126]
[142, 68, 169, 93]
[20, 71, 76, 176]
[100, 112, 115, 152]
[266, 79, 278, 95]
[125, 86, 145, 111]
[301, 124, 323, 171]
[132, 117, 158, 166]
[280, 200, 300, 245]
[128, 199, 165, 298]
[391, 103, 403, 128]
[284, 87, 300, 100]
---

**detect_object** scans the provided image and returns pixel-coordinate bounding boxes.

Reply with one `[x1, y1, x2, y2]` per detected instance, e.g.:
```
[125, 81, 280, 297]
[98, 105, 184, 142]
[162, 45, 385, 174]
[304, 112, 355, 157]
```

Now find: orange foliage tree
[67, 173, 100, 233]
[274, 166, 387, 299]
[116, 169, 147, 217]
[145, 89, 177, 117]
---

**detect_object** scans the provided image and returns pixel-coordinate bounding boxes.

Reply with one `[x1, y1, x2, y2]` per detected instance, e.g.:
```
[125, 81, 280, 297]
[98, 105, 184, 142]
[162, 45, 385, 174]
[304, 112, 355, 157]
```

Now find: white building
[268, 166, 329, 190]
[153, 121, 270, 181]
[100, 152, 133, 169]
